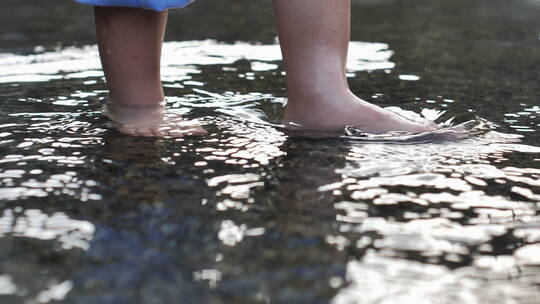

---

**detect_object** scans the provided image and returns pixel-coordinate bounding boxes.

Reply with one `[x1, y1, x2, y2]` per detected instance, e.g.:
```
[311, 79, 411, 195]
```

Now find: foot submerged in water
[282, 91, 438, 135]
[283, 93, 437, 134]
[103, 102, 206, 138]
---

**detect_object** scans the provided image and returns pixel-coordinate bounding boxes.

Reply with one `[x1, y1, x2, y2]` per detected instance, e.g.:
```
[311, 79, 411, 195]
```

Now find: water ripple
[1, 40, 539, 303]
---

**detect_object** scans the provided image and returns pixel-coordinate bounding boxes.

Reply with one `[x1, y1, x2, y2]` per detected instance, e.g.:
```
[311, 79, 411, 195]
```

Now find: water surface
[1, 0, 540, 303]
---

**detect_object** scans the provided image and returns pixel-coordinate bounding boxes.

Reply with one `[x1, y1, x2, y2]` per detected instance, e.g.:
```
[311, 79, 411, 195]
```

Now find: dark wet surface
[1, 0, 540, 303]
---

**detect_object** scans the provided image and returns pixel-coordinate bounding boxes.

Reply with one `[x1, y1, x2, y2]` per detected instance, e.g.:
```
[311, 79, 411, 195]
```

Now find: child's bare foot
[283, 91, 437, 134]
[103, 103, 206, 138]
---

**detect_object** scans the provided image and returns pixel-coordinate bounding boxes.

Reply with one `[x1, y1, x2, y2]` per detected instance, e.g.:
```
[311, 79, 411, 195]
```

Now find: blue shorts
[75, 0, 195, 11]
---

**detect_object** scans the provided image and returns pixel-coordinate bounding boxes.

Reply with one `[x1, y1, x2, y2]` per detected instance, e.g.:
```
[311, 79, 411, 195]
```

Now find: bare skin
[272, 0, 436, 134]
[94, 7, 204, 137]
[94, 1, 436, 137]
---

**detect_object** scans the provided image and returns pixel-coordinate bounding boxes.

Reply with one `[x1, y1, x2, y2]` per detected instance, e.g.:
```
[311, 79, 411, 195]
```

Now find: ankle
[286, 87, 354, 107]
[103, 100, 166, 126]
[106, 98, 165, 110]
[286, 77, 348, 96]
[108, 86, 164, 107]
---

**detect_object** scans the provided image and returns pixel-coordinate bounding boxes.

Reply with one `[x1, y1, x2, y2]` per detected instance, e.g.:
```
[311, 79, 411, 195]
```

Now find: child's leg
[95, 6, 166, 107]
[272, 0, 436, 134]
[94, 6, 203, 137]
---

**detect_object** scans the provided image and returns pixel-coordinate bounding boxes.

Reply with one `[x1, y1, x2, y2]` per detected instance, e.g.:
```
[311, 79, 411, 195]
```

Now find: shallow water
[2, 0, 540, 303]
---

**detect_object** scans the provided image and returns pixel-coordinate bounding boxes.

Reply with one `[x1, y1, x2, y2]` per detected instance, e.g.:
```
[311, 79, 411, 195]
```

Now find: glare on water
[0, 37, 539, 303]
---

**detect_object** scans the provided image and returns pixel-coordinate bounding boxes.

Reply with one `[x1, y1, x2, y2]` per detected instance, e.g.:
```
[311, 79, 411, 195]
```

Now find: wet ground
[1, 0, 540, 303]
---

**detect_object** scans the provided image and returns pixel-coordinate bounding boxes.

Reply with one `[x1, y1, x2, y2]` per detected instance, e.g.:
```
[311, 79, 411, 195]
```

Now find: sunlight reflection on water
[0, 40, 393, 84]
[1, 40, 540, 303]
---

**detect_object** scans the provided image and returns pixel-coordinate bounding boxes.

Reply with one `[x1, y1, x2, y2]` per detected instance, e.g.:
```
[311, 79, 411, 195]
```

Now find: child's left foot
[283, 91, 438, 134]
[104, 103, 206, 138]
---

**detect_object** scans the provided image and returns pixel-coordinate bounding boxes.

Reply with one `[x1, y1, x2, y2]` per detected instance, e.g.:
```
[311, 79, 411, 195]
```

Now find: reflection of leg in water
[100, 132, 171, 201]
[253, 138, 350, 299]
[272, 0, 437, 134]
[274, 139, 347, 209]
[94, 7, 204, 138]
[102, 131, 165, 164]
